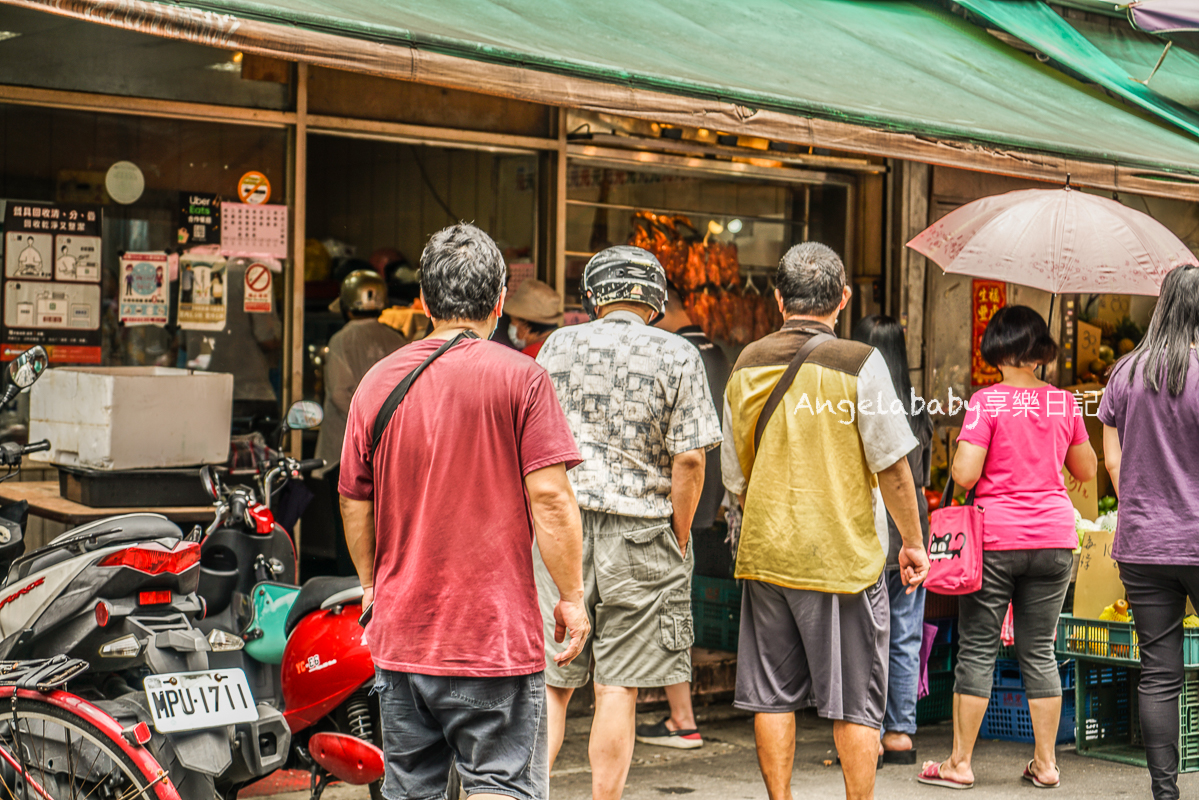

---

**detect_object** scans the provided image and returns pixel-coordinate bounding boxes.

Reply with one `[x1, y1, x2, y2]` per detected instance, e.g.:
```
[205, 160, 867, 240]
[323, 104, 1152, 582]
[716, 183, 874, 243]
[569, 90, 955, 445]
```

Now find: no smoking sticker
[237, 171, 271, 205]
[244, 261, 273, 313]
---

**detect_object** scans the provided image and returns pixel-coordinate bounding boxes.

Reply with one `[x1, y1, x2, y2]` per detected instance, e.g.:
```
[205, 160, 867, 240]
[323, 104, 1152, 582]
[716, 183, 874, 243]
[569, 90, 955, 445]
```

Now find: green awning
[1071, 16, 1199, 111]
[19, 0, 1199, 178]
[957, 0, 1199, 138]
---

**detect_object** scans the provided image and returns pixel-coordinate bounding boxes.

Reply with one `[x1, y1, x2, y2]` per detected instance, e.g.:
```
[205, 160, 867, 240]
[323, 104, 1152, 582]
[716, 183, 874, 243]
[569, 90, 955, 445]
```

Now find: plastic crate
[692, 575, 741, 606]
[928, 617, 958, 646]
[924, 593, 959, 620]
[917, 670, 955, 726]
[927, 643, 956, 675]
[993, 659, 1075, 691]
[691, 576, 740, 652]
[979, 685, 1075, 743]
[1075, 659, 1199, 773]
[1057, 615, 1199, 667]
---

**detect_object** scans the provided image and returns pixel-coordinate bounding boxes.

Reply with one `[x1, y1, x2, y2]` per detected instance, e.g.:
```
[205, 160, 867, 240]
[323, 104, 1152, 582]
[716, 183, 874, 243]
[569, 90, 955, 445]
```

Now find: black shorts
[733, 577, 890, 729]
[373, 669, 547, 800]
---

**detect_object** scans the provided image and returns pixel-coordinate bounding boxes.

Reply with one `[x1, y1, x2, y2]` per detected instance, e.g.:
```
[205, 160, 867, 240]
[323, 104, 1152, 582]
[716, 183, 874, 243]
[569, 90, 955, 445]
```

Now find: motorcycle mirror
[199, 465, 222, 501]
[7, 346, 48, 390]
[285, 400, 323, 431]
[1, 346, 48, 408]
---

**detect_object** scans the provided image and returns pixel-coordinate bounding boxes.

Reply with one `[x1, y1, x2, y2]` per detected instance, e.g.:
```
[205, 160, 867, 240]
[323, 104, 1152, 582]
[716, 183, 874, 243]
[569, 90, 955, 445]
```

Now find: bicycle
[0, 655, 177, 800]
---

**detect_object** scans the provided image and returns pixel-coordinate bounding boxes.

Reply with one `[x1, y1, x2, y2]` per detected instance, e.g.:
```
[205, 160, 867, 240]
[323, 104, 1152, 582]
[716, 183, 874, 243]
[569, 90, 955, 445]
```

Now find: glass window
[0, 103, 288, 416]
[566, 159, 849, 348]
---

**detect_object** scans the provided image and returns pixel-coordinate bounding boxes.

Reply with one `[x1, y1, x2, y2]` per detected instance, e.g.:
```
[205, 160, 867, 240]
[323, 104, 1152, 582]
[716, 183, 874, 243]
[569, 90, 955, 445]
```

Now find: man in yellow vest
[722, 242, 929, 800]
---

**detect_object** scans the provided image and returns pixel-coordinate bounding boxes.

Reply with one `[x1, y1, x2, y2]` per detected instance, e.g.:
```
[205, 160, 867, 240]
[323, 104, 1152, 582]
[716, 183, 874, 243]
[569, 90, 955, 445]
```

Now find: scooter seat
[284, 575, 361, 638]
[13, 514, 183, 580]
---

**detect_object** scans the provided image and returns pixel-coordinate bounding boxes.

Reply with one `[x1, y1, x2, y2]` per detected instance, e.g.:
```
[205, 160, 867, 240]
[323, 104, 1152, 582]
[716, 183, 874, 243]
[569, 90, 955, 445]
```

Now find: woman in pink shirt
[920, 306, 1097, 791]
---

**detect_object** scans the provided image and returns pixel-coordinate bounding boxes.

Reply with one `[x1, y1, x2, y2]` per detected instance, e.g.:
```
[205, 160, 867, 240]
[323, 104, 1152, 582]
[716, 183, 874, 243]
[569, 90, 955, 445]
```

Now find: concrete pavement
[252, 702, 1194, 799]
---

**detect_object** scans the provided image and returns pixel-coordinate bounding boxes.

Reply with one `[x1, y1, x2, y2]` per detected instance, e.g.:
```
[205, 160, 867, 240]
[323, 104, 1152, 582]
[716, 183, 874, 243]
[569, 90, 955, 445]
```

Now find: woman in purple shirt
[1099, 264, 1199, 800]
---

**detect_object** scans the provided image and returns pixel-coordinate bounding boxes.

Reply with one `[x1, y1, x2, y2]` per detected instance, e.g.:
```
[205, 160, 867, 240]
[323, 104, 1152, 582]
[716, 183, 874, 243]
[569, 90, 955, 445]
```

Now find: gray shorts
[955, 547, 1073, 700]
[533, 510, 693, 688]
[372, 668, 547, 800]
[734, 577, 890, 729]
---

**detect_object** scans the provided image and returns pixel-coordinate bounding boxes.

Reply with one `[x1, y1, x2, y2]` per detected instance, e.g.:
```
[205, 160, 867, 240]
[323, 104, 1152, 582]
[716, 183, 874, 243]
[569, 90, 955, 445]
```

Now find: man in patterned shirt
[533, 246, 723, 800]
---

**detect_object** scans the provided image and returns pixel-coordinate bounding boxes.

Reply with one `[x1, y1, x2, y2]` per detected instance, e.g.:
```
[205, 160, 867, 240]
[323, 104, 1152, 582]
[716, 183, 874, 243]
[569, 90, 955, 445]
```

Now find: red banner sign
[972, 279, 1006, 387]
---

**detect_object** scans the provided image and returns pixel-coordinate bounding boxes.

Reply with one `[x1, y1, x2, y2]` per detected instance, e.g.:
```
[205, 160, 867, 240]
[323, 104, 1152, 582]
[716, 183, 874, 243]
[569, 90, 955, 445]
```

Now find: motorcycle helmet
[580, 245, 667, 320]
[335, 269, 387, 315]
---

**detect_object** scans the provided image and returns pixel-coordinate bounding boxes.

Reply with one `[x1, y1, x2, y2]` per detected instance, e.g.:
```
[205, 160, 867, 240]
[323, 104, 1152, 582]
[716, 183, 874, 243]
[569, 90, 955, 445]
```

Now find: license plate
[144, 669, 259, 734]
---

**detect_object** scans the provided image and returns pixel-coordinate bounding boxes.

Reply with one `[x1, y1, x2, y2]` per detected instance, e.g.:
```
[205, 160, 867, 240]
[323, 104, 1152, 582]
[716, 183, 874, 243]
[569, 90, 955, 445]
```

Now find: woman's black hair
[980, 305, 1058, 369]
[852, 315, 933, 442]
[1124, 264, 1199, 396]
[524, 320, 558, 336]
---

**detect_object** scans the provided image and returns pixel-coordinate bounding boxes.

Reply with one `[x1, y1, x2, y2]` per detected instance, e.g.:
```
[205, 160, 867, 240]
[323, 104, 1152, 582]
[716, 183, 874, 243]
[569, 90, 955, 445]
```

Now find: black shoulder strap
[369, 331, 476, 457]
[753, 332, 835, 451]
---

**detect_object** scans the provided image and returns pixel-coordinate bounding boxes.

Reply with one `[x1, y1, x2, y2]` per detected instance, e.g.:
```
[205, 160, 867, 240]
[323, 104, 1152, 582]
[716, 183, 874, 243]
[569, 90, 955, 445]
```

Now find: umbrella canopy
[906, 187, 1197, 295]
[1129, 0, 1199, 52]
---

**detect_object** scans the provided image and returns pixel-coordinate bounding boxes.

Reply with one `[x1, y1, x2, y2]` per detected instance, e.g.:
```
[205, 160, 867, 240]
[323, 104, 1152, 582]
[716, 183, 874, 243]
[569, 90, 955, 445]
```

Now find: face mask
[508, 323, 528, 350]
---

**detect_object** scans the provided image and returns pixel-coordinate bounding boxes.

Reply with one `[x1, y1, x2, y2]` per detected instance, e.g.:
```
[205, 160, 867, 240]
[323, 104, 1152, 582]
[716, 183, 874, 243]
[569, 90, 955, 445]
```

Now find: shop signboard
[119, 252, 173, 327]
[179, 192, 221, 246]
[971, 279, 1006, 387]
[178, 252, 228, 331]
[1, 202, 103, 363]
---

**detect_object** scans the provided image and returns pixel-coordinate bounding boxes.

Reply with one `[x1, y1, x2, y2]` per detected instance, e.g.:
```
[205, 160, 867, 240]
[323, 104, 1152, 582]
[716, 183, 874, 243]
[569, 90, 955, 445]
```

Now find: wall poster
[2, 202, 103, 363]
[119, 252, 173, 327]
[178, 252, 228, 331]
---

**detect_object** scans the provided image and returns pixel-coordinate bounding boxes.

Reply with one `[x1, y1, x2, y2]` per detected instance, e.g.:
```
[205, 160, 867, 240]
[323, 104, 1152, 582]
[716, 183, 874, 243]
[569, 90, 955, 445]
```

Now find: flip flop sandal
[882, 748, 918, 765]
[1022, 760, 1060, 788]
[917, 761, 974, 790]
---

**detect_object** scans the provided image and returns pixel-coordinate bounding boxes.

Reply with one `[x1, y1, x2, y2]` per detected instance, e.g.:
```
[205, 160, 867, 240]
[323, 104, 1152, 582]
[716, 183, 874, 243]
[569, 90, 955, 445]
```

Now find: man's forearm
[878, 458, 923, 549]
[340, 496, 377, 589]
[670, 450, 706, 551]
[526, 465, 585, 602]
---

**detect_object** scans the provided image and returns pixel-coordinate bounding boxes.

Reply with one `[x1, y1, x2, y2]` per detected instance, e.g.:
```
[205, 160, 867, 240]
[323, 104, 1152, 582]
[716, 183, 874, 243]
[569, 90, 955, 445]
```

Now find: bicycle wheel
[0, 691, 169, 800]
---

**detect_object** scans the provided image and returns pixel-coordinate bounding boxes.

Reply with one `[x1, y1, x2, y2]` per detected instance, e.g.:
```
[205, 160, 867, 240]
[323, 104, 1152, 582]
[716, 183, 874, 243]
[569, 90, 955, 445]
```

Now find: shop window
[0, 103, 289, 434]
[566, 159, 849, 350]
[0, 6, 290, 110]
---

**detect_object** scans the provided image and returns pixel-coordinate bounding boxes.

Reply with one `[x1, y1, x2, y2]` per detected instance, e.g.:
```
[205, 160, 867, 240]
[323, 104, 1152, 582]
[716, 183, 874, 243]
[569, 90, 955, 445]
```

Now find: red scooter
[195, 401, 387, 799]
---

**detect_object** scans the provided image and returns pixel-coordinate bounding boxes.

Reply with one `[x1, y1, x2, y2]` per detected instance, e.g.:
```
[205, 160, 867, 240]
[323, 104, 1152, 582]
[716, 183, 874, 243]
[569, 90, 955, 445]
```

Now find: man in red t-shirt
[339, 223, 590, 800]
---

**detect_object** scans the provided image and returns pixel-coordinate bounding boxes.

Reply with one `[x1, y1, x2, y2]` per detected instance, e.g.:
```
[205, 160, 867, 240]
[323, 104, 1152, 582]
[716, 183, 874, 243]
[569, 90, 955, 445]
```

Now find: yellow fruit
[1185, 615, 1199, 629]
[1118, 338, 1136, 356]
[1090, 359, 1109, 376]
[1099, 345, 1115, 362]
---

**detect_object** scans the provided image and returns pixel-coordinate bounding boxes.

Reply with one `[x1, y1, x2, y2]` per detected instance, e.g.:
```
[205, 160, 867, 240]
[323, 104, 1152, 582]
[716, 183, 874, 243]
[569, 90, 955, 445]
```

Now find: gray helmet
[581, 246, 667, 320]
[339, 269, 387, 314]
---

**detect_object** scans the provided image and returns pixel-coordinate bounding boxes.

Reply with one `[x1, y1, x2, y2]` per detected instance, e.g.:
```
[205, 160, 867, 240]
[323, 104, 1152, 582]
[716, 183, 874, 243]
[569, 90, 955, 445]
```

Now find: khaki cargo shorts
[533, 510, 694, 689]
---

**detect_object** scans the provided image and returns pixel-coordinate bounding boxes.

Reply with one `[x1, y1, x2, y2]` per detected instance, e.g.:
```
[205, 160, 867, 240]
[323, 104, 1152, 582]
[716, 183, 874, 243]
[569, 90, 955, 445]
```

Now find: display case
[566, 151, 853, 348]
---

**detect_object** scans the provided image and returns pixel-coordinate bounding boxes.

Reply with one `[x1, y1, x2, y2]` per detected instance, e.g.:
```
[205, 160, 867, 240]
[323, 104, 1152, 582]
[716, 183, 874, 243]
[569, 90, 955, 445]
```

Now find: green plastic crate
[691, 576, 740, 652]
[1056, 615, 1199, 667]
[918, 670, 955, 726]
[1075, 659, 1199, 773]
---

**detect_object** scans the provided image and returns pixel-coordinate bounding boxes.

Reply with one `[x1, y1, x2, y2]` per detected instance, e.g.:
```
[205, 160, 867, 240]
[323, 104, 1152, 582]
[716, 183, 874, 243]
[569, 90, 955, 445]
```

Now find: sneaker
[635, 717, 703, 749]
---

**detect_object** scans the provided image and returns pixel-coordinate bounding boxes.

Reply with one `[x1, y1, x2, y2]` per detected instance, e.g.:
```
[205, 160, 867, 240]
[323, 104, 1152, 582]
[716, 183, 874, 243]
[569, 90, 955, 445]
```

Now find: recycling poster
[119, 252, 173, 326]
[2, 201, 103, 363]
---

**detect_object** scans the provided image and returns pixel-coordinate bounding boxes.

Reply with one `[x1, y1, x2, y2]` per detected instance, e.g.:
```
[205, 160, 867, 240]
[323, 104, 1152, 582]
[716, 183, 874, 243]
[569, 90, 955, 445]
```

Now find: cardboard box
[29, 367, 233, 470]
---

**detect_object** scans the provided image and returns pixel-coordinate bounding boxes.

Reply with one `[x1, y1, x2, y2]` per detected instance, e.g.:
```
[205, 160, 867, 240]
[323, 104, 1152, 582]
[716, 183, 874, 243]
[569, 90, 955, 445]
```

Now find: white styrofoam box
[29, 367, 234, 470]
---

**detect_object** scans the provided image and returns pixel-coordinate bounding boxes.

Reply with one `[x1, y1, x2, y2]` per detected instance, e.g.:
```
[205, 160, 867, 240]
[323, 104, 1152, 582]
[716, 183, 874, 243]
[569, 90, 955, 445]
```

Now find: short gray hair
[420, 223, 506, 321]
[776, 242, 846, 317]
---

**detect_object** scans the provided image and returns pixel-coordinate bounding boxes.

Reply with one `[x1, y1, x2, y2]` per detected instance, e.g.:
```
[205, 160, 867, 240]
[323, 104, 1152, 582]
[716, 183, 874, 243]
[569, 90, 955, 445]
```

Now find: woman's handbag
[923, 475, 984, 595]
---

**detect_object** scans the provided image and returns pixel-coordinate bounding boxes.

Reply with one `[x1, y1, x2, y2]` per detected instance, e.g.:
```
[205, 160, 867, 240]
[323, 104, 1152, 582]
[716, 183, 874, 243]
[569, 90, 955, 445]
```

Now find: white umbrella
[907, 186, 1197, 295]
